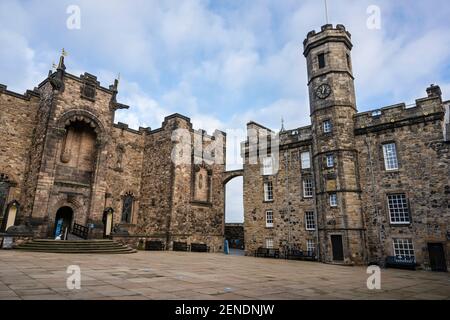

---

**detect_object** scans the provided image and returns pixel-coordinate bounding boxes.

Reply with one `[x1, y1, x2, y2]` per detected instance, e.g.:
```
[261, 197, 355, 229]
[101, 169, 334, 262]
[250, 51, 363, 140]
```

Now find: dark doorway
[331, 235, 344, 261]
[54, 207, 73, 238]
[428, 243, 447, 272]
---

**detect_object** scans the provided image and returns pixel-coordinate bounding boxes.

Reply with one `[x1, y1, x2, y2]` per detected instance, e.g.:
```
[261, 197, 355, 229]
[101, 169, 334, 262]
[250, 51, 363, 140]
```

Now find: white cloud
[0, 31, 46, 92]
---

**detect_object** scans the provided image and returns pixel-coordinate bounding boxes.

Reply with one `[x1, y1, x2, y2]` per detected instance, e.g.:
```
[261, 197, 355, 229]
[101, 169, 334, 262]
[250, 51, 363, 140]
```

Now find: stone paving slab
[0, 250, 449, 300]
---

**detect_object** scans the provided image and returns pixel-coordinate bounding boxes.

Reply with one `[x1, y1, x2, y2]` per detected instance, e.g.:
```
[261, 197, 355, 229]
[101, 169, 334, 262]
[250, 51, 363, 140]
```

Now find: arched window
[121, 193, 134, 223]
[0, 174, 11, 218]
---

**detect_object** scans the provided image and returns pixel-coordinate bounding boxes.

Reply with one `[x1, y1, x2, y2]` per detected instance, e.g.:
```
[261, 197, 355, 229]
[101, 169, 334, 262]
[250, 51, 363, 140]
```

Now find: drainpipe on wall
[311, 145, 320, 262]
[285, 151, 290, 246]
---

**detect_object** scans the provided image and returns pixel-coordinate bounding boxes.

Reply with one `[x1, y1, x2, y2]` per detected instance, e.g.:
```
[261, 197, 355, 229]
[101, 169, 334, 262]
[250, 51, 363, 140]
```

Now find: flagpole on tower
[324, 0, 329, 24]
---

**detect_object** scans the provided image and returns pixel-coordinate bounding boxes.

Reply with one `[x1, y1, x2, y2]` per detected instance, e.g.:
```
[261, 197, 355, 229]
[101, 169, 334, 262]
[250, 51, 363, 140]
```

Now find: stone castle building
[242, 24, 449, 271]
[0, 55, 226, 251]
[0, 24, 449, 270]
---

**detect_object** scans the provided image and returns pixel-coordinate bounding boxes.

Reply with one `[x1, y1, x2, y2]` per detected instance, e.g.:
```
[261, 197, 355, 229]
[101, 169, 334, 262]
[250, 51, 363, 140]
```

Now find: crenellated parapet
[354, 86, 445, 135]
[0, 83, 40, 101]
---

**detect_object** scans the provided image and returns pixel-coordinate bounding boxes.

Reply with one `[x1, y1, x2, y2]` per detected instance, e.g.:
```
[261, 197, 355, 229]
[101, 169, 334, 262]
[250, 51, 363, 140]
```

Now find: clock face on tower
[315, 83, 332, 99]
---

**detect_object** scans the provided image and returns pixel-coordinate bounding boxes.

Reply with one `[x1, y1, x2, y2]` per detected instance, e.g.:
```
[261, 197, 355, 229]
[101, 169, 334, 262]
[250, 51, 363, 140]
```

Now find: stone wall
[105, 124, 145, 229]
[243, 122, 316, 256]
[355, 93, 449, 269]
[136, 114, 226, 252]
[0, 85, 40, 228]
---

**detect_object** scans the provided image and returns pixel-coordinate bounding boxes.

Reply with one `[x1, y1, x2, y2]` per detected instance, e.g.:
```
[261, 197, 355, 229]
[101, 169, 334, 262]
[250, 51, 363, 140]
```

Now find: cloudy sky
[1, 0, 449, 222]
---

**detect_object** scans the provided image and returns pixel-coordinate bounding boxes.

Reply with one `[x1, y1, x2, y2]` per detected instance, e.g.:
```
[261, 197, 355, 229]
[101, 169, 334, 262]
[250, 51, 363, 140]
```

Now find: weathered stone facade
[0, 57, 226, 252]
[0, 24, 448, 271]
[242, 24, 449, 271]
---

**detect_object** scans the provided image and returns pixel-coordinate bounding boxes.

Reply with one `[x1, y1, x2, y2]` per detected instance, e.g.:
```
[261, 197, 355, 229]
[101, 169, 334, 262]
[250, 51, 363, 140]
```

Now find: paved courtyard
[0, 250, 449, 300]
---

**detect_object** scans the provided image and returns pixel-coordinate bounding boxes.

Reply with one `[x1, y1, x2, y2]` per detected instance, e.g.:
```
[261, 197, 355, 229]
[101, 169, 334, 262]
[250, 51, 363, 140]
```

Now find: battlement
[113, 122, 151, 135]
[354, 88, 445, 135]
[280, 126, 312, 145]
[303, 24, 352, 56]
[0, 83, 40, 101]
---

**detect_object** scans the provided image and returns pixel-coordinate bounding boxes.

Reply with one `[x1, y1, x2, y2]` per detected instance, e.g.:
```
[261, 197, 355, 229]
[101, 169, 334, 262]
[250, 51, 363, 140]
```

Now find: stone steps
[14, 239, 136, 254]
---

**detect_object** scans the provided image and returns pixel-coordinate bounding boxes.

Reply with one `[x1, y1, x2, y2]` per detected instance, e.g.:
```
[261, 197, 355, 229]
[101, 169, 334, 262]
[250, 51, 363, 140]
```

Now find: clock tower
[303, 24, 366, 265]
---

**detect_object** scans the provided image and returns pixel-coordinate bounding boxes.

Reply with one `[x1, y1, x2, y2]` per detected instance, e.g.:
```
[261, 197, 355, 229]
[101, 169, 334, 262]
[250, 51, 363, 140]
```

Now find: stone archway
[54, 206, 74, 238]
[56, 109, 106, 143]
[222, 170, 244, 253]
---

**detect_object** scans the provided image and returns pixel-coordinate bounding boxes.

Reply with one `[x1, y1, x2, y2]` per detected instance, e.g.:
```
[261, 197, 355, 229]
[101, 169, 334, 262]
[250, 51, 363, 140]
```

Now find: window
[393, 239, 415, 262]
[307, 240, 315, 255]
[330, 193, 338, 207]
[301, 152, 311, 169]
[305, 211, 316, 230]
[264, 181, 273, 202]
[121, 193, 134, 223]
[303, 178, 314, 198]
[318, 53, 326, 69]
[323, 120, 332, 133]
[266, 238, 274, 249]
[262, 156, 273, 176]
[387, 194, 410, 224]
[346, 53, 351, 69]
[265, 210, 274, 228]
[383, 143, 399, 171]
[326, 154, 334, 168]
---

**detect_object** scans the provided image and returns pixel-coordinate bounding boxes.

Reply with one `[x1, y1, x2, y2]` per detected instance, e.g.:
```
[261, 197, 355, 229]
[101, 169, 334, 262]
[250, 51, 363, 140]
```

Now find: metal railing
[72, 223, 89, 239]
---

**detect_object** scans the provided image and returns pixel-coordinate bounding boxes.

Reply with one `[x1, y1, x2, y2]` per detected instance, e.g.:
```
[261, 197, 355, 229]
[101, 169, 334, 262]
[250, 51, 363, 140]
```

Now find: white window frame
[301, 152, 311, 169]
[393, 239, 415, 262]
[383, 143, 399, 171]
[387, 194, 410, 224]
[323, 120, 332, 133]
[265, 210, 274, 228]
[265, 238, 274, 249]
[326, 154, 334, 168]
[305, 211, 316, 230]
[303, 177, 314, 198]
[330, 193, 337, 207]
[262, 156, 274, 176]
[264, 181, 273, 202]
[306, 239, 315, 255]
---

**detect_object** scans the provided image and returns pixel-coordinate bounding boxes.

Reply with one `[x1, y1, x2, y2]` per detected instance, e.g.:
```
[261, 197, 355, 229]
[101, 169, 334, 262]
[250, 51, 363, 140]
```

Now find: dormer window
[318, 53, 326, 69]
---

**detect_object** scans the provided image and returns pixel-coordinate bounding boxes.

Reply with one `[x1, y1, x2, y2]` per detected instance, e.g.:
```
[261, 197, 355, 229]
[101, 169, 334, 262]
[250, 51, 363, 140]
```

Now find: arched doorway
[54, 207, 73, 239]
[223, 170, 244, 255]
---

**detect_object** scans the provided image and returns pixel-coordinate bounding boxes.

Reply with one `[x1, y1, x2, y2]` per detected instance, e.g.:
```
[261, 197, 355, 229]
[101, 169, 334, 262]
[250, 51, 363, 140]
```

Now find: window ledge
[389, 223, 411, 227]
[190, 200, 213, 207]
